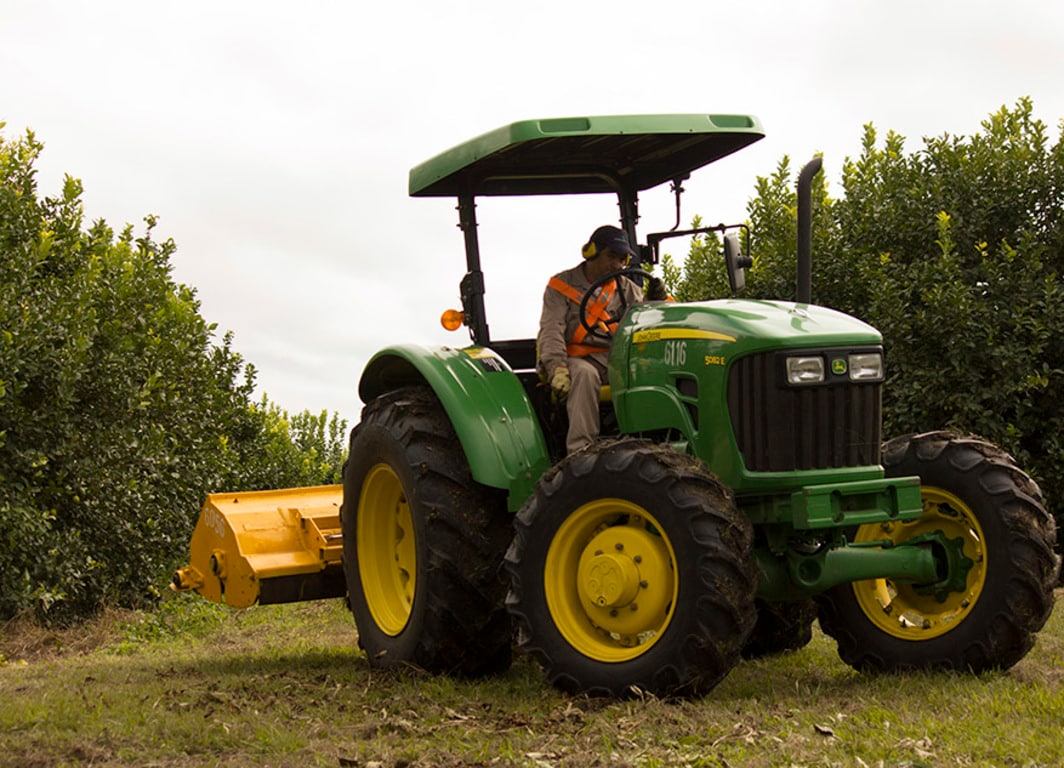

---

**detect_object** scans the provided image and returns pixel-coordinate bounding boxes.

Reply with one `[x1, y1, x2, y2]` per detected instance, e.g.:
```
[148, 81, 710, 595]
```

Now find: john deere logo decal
[831, 358, 847, 375]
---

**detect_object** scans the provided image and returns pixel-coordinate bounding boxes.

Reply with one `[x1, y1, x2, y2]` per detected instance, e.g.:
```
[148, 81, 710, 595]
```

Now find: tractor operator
[537, 225, 667, 453]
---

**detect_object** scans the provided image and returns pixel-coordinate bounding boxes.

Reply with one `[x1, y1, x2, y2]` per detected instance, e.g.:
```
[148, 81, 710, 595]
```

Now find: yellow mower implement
[171, 484, 346, 608]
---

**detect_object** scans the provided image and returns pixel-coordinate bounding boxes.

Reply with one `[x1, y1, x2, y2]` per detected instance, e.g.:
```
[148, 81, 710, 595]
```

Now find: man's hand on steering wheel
[578, 267, 656, 343]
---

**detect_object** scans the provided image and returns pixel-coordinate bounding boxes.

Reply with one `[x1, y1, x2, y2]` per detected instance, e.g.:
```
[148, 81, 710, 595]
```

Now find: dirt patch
[0, 606, 136, 664]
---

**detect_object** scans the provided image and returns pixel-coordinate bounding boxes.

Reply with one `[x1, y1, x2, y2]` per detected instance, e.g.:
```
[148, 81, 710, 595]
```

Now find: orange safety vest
[547, 276, 619, 357]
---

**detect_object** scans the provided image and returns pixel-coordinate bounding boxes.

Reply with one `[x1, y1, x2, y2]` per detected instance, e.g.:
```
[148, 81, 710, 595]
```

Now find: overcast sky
[4, 0, 1064, 427]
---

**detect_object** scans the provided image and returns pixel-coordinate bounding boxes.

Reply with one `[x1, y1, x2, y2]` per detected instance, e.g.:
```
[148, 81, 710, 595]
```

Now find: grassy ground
[2, 591, 1063, 768]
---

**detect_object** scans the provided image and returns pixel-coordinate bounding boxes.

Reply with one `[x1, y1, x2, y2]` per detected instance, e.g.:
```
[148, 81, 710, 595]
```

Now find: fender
[359, 344, 551, 511]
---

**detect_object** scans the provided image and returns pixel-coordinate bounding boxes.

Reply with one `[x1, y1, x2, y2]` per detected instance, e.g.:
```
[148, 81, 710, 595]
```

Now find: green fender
[358, 344, 551, 511]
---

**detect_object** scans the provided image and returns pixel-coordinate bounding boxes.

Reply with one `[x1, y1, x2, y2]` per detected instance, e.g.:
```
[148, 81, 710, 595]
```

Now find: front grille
[727, 351, 881, 472]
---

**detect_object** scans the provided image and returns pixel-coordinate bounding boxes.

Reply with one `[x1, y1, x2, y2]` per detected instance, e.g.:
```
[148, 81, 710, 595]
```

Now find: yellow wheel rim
[545, 499, 677, 663]
[357, 464, 416, 636]
[851, 486, 987, 640]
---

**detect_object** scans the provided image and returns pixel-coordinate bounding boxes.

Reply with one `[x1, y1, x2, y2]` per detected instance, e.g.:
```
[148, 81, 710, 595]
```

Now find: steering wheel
[578, 268, 654, 344]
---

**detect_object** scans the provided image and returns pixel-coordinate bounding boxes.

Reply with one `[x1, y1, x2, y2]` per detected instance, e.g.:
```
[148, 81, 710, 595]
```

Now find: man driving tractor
[537, 225, 667, 452]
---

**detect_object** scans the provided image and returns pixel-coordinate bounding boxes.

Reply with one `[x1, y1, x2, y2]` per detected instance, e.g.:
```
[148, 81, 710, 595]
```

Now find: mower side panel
[359, 344, 551, 510]
[171, 484, 345, 608]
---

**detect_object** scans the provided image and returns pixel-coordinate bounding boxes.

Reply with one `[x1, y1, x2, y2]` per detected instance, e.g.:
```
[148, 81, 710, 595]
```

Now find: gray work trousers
[565, 355, 608, 453]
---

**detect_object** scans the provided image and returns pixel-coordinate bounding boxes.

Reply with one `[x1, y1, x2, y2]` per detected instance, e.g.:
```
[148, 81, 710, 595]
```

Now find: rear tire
[818, 431, 1059, 673]
[342, 386, 512, 676]
[505, 439, 757, 697]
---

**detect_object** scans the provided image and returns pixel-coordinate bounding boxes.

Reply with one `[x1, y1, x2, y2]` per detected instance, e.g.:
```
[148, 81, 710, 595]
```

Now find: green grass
[2, 591, 1063, 767]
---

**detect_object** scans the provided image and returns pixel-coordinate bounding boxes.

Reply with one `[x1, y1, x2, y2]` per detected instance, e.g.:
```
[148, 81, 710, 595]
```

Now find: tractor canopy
[409, 114, 765, 198]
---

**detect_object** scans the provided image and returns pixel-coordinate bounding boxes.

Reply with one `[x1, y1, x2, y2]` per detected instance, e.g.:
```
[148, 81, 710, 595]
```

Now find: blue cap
[587, 225, 636, 258]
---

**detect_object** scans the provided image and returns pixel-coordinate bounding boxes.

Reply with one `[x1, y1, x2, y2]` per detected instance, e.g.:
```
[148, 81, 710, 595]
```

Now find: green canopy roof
[409, 114, 764, 198]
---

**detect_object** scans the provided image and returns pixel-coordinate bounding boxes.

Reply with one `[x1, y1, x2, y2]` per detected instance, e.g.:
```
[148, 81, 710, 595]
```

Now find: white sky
[4, 0, 1064, 427]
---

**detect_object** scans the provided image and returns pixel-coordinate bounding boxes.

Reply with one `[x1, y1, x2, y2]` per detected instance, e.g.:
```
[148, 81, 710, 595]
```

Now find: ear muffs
[582, 241, 598, 259]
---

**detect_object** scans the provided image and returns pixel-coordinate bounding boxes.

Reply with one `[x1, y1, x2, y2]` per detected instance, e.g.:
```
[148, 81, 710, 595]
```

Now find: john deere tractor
[174, 114, 1059, 697]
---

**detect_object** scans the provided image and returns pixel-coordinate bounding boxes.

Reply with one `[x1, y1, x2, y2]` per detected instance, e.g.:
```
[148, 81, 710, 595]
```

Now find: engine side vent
[676, 375, 699, 426]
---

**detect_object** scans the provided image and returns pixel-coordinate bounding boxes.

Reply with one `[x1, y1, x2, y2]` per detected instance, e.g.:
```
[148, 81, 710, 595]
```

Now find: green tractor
[175, 114, 1059, 697]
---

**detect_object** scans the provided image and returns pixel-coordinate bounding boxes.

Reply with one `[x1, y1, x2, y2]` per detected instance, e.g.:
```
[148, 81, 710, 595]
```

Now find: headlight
[785, 356, 825, 384]
[848, 352, 884, 381]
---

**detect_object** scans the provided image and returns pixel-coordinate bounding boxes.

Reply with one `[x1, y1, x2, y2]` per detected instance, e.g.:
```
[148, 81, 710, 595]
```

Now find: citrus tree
[0, 126, 346, 620]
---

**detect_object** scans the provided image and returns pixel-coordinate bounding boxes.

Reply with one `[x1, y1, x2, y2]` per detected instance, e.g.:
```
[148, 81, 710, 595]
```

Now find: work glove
[646, 276, 668, 301]
[550, 366, 571, 398]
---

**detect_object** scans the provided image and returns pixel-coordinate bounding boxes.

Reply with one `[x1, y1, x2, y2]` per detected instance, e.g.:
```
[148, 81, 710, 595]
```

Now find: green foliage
[674, 97, 1064, 545]
[0, 126, 347, 621]
[221, 398, 348, 490]
[113, 591, 228, 648]
[661, 215, 728, 301]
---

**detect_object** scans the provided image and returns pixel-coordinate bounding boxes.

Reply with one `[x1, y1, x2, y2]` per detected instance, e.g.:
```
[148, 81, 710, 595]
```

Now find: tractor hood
[611, 299, 886, 492]
[619, 299, 883, 355]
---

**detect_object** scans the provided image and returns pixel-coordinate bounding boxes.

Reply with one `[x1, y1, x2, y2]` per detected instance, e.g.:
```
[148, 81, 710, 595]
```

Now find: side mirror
[724, 233, 749, 292]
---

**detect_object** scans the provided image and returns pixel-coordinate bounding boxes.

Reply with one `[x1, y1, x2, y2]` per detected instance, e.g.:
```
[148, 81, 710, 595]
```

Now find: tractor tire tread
[343, 386, 512, 677]
[819, 431, 1059, 673]
[506, 439, 757, 697]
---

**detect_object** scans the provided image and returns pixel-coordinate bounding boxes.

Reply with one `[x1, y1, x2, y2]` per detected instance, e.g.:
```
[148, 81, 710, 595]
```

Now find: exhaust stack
[796, 157, 822, 304]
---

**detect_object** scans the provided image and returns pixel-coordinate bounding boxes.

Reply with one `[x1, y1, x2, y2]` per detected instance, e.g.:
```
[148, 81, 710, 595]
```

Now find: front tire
[342, 386, 512, 676]
[818, 431, 1059, 673]
[505, 440, 757, 697]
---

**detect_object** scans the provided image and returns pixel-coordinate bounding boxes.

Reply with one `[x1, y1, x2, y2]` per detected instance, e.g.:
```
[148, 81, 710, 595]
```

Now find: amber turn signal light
[440, 309, 465, 331]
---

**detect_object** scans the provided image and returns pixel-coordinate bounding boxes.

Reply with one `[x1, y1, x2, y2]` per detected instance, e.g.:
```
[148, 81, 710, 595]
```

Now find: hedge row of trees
[664, 98, 1064, 543]
[0, 126, 347, 621]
